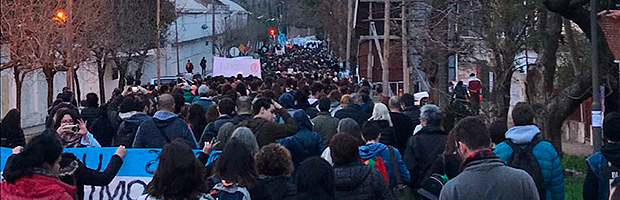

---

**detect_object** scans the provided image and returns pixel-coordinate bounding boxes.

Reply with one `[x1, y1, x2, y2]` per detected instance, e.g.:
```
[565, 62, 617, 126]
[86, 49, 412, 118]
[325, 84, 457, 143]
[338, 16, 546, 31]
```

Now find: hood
[359, 142, 388, 159]
[153, 110, 179, 126]
[334, 162, 373, 191]
[505, 125, 540, 144]
[123, 112, 150, 124]
[279, 93, 295, 109]
[293, 110, 313, 131]
[1, 174, 76, 198]
[602, 143, 620, 167]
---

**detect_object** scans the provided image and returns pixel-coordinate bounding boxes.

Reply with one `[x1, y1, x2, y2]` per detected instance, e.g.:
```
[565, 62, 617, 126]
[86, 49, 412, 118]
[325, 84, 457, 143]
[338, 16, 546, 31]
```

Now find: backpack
[417, 155, 450, 200]
[363, 155, 390, 184]
[206, 184, 249, 200]
[507, 136, 546, 200]
[114, 120, 140, 147]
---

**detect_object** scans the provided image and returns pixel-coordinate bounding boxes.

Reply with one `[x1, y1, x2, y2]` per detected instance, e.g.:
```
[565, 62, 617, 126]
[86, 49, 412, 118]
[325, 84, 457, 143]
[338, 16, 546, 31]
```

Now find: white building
[138, 0, 248, 84]
[0, 0, 248, 129]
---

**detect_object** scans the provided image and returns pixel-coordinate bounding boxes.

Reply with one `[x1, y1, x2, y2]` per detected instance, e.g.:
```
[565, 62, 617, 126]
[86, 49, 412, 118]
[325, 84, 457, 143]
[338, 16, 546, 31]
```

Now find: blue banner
[1, 147, 202, 200]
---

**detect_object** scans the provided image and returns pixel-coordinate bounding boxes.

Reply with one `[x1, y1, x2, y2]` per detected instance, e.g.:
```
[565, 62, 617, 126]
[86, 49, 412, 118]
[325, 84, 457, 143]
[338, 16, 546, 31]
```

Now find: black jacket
[89, 115, 117, 147]
[402, 106, 421, 128]
[80, 107, 100, 131]
[0, 128, 25, 148]
[250, 176, 297, 200]
[403, 125, 448, 188]
[334, 104, 370, 127]
[584, 143, 620, 200]
[114, 113, 151, 147]
[389, 112, 414, 153]
[333, 161, 394, 200]
[372, 120, 396, 147]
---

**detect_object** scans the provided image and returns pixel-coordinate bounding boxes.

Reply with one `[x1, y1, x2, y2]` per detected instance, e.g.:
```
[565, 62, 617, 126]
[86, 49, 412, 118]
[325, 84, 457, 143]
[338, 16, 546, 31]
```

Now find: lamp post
[65, 0, 73, 92]
[590, 0, 602, 152]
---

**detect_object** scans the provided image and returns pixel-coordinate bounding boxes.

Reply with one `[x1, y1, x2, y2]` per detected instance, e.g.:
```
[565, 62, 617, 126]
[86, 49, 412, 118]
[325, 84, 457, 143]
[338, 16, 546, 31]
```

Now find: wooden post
[156, 0, 162, 86]
[401, 2, 409, 93]
[382, 0, 390, 96]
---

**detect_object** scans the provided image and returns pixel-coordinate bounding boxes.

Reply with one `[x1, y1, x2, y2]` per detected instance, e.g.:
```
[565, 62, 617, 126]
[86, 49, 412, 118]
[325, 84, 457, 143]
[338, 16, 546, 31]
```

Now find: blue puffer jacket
[493, 125, 564, 200]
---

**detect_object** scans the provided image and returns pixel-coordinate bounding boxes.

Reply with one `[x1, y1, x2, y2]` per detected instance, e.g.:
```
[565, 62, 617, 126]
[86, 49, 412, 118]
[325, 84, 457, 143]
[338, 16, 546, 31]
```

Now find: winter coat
[583, 143, 620, 200]
[429, 153, 462, 181]
[133, 110, 198, 148]
[0, 127, 25, 148]
[493, 125, 564, 200]
[206, 183, 251, 200]
[1, 174, 77, 200]
[232, 114, 253, 124]
[114, 112, 151, 147]
[403, 125, 448, 188]
[200, 115, 234, 144]
[402, 106, 421, 128]
[89, 114, 117, 147]
[371, 120, 396, 147]
[389, 112, 414, 153]
[333, 161, 394, 200]
[238, 109, 297, 147]
[311, 111, 340, 145]
[80, 106, 100, 130]
[250, 175, 297, 200]
[279, 128, 325, 168]
[194, 97, 214, 110]
[359, 142, 410, 188]
[334, 104, 370, 127]
[57, 153, 124, 200]
[438, 157, 540, 200]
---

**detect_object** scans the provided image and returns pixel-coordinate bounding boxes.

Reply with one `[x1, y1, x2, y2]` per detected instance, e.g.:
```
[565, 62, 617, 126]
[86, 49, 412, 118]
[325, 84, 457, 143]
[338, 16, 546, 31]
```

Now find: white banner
[212, 57, 261, 78]
[83, 176, 151, 200]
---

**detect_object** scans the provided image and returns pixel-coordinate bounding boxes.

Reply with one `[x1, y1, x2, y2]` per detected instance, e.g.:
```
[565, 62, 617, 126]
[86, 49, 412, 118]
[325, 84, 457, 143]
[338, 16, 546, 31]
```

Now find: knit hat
[198, 85, 209, 96]
[604, 112, 620, 142]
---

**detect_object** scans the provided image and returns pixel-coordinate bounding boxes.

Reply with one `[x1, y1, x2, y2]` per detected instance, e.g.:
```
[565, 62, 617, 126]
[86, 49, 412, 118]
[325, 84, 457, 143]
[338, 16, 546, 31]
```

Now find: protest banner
[212, 56, 261, 78]
[0, 147, 200, 200]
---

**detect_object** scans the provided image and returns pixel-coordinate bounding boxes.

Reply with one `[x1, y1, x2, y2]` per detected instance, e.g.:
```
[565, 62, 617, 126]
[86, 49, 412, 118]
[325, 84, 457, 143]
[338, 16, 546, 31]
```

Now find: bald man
[133, 94, 198, 148]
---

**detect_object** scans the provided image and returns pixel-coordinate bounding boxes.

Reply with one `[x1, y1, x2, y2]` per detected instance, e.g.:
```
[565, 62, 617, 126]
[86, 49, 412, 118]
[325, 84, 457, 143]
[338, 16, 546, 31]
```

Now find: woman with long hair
[188, 104, 208, 141]
[0, 109, 25, 148]
[139, 139, 208, 200]
[296, 157, 335, 200]
[53, 108, 101, 148]
[1, 132, 76, 199]
[205, 104, 219, 124]
[207, 139, 258, 199]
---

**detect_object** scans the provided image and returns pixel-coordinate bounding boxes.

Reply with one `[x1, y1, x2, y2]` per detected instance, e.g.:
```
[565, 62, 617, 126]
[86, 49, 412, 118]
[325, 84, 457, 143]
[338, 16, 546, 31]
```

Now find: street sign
[229, 47, 240, 57]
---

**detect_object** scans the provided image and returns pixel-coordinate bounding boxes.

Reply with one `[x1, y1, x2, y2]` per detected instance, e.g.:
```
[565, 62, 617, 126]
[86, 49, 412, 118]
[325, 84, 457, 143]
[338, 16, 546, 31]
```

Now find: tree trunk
[96, 52, 107, 103]
[13, 67, 23, 110]
[73, 67, 81, 102]
[527, 12, 562, 151]
[543, 1, 620, 152]
[44, 71, 55, 108]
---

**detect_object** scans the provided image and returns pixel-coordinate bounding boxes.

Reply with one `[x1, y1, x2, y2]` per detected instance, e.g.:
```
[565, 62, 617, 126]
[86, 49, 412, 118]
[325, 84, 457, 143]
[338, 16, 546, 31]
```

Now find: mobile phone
[132, 87, 139, 92]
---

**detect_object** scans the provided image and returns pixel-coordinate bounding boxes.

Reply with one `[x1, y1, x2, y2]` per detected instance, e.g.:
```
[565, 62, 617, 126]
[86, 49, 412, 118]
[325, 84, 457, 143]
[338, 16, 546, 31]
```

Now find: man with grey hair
[232, 96, 253, 124]
[403, 104, 448, 193]
[334, 93, 369, 126]
[133, 94, 198, 148]
[388, 96, 414, 152]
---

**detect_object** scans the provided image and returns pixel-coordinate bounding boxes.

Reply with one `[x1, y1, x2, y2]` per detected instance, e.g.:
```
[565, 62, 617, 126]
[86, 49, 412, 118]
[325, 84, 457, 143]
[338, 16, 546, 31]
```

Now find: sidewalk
[562, 140, 593, 157]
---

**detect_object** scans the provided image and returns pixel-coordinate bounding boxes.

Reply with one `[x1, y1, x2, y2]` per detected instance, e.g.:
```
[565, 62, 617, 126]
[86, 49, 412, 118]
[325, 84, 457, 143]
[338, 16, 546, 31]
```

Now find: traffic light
[269, 28, 276, 36]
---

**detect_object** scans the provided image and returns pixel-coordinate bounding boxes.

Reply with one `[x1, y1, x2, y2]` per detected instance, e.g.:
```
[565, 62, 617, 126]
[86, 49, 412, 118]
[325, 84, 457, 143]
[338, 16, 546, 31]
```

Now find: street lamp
[54, 10, 67, 23]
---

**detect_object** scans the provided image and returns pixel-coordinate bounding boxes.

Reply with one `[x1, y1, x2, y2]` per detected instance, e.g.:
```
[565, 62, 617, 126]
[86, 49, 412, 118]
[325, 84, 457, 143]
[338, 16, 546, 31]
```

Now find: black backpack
[506, 136, 546, 200]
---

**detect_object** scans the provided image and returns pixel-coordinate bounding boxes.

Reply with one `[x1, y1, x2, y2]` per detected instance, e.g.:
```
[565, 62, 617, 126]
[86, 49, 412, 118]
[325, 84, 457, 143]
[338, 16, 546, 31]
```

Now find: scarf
[60, 132, 82, 148]
[33, 167, 58, 178]
[459, 149, 498, 171]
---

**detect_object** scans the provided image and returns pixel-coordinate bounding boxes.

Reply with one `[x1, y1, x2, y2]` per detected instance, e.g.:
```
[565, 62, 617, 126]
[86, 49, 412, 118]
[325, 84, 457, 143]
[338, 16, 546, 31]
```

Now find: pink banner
[212, 57, 261, 78]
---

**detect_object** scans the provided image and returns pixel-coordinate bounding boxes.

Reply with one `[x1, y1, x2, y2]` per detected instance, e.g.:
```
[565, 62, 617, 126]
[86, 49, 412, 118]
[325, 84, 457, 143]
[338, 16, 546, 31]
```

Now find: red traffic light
[269, 28, 276, 36]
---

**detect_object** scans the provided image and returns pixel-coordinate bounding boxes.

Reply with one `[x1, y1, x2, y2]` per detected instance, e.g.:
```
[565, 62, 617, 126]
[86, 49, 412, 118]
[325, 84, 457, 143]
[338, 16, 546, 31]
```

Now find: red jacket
[1, 174, 76, 200]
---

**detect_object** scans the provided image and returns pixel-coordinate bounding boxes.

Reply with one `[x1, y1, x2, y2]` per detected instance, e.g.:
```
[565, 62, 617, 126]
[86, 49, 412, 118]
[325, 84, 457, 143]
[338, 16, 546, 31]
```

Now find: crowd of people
[1, 44, 620, 200]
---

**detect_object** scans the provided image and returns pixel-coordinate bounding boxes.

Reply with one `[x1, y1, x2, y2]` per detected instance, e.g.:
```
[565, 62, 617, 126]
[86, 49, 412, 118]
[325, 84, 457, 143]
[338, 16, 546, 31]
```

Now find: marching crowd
[1, 45, 620, 200]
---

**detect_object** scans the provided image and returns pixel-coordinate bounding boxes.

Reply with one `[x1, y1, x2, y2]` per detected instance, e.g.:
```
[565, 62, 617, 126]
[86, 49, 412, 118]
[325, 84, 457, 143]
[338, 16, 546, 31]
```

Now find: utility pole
[65, 0, 74, 91]
[212, 0, 216, 59]
[346, 0, 352, 71]
[590, 0, 602, 152]
[174, 0, 180, 75]
[401, 2, 409, 94]
[157, 0, 162, 86]
[382, 0, 390, 96]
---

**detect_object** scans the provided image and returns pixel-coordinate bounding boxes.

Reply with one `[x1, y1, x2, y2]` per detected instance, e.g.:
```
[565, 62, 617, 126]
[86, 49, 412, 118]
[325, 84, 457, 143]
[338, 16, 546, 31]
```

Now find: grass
[562, 154, 588, 200]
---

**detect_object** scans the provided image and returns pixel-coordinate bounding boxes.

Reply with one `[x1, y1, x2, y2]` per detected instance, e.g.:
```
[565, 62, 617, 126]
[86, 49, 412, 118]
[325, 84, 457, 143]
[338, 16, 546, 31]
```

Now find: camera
[67, 124, 79, 132]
